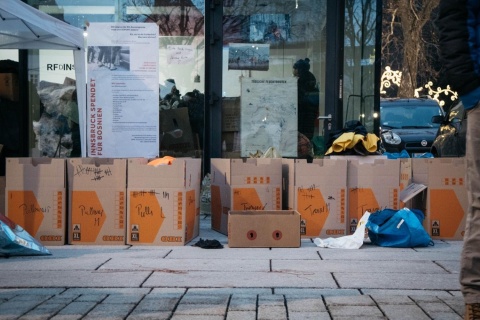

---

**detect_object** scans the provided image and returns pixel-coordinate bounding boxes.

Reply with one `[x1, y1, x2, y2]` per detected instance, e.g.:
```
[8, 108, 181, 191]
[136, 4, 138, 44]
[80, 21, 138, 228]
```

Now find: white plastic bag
[313, 211, 371, 249]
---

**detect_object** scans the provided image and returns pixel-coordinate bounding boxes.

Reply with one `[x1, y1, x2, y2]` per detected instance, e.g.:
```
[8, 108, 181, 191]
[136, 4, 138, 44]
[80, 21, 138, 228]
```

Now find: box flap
[67, 158, 126, 189]
[400, 183, 427, 202]
[6, 158, 66, 188]
[127, 158, 201, 189]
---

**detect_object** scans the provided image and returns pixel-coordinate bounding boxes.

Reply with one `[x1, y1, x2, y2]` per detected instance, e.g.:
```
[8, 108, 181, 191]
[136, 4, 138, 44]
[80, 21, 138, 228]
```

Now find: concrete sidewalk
[0, 214, 464, 320]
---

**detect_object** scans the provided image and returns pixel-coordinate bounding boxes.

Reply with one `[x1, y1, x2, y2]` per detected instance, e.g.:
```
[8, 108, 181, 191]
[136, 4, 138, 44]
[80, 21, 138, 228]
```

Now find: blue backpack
[366, 208, 433, 248]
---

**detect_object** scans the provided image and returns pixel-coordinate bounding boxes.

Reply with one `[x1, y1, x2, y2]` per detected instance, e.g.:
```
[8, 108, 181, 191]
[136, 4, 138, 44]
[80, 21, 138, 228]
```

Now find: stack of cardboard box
[2, 155, 467, 247]
[221, 97, 241, 158]
[220, 156, 467, 246]
[3, 157, 202, 246]
[210, 158, 283, 235]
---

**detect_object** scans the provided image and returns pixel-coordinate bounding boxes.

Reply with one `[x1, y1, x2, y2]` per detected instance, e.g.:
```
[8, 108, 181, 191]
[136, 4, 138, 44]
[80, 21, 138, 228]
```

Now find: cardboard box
[67, 158, 127, 245]
[222, 151, 241, 159]
[228, 210, 301, 248]
[400, 183, 427, 204]
[326, 155, 387, 164]
[221, 132, 241, 153]
[5, 158, 66, 245]
[282, 158, 295, 210]
[126, 158, 202, 245]
[222, 97, 240, 132]
[399, 158, 413, 208]
[0, 73, 19, 102]
[399, 158, 412, 191]
[412, 158, 467, 240]
[210, 158, 283, 235]
[347, 159, 401, 234]
[294, 159, 348, 238]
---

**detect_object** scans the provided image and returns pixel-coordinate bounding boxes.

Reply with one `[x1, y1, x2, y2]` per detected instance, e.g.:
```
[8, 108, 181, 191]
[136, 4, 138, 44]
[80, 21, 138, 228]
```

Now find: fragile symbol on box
[73, 224, 81, 231]
[131, 224, 139, 232]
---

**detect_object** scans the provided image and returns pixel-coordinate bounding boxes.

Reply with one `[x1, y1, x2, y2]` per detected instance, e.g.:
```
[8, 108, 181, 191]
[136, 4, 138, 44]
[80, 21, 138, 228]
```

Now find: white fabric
[314, 211, 371, 249]
[0, 0, 87, 156]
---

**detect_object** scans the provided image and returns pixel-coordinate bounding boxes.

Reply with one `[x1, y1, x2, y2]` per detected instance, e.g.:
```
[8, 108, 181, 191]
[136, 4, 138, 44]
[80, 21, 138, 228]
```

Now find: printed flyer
[87, 23, 159, 158]
[240, 77, 297, 157]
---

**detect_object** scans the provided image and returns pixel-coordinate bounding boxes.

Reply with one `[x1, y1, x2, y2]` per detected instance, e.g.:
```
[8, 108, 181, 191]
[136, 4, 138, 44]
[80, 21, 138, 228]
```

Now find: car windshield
[380, 104, 443, 129]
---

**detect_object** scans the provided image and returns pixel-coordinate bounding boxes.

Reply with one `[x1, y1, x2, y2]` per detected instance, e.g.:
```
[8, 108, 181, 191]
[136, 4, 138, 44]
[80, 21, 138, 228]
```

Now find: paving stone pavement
[0, 215, 465, 320]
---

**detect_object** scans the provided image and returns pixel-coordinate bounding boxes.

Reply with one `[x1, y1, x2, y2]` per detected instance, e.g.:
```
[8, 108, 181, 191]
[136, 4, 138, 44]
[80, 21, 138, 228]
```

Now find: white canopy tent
[0, 0, 87, 156]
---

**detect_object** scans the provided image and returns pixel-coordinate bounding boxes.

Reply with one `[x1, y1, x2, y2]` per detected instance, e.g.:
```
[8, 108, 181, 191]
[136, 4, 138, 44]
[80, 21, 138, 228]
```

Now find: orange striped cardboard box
[210, 158, 283, 235]
[6, 158, 66, 245]
[126, 158, 201, 245]
[67, 158, 127, 245]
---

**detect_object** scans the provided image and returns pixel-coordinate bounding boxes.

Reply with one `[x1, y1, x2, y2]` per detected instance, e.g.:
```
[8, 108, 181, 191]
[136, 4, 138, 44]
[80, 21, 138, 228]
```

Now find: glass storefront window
[23, 0, 205, 158]
[0, 0, 380, 163]
[0, 50, 18, 62]
[343, 0, 378, 133]
[221, 0, 327, 159]
[38, 0, 117, 26]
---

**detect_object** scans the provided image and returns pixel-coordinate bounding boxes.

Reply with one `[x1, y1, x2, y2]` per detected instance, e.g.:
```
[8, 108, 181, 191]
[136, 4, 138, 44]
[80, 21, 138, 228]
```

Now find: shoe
[465, 303, 480, 320]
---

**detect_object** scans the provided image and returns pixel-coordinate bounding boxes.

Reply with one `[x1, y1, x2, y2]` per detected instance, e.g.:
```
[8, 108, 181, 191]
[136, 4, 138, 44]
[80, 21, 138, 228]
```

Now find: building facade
[0, 0, 381, 174]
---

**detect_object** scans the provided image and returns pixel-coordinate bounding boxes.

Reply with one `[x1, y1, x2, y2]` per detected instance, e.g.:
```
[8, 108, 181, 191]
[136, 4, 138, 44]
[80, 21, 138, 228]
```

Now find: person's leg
[88, 48, 94, 62]
[104, 47, 112, 68]
[97, 48, 105, 66]
[461, 104, 480, 317]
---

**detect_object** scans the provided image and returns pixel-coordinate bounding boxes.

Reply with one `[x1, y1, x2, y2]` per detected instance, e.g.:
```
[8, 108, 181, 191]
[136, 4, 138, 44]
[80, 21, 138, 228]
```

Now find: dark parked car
[431, 101, 467, 157]
[380, 98, 445, 155]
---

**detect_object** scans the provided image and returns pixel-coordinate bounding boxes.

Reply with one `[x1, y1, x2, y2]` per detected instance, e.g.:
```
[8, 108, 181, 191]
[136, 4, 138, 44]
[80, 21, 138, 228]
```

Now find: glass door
[221, 0, 327, 159]
[342, 0, 379, 134]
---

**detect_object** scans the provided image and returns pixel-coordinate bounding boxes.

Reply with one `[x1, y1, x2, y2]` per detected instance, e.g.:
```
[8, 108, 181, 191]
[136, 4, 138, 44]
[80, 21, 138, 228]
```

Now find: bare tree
[122, 0, 204, 38]
[382, 0, 440, 97]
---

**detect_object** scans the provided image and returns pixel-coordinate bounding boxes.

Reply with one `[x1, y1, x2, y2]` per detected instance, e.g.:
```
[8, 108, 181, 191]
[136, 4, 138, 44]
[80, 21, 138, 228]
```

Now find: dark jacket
[437, 0, 480, 109]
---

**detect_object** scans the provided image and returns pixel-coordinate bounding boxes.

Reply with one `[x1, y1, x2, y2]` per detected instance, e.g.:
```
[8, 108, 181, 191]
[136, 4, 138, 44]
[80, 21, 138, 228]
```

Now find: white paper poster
[240, 77, 298, 157]
[167, 45, 194, 65]
[87, 23, 159, 158]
